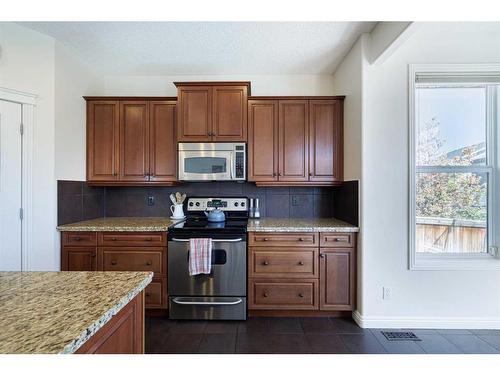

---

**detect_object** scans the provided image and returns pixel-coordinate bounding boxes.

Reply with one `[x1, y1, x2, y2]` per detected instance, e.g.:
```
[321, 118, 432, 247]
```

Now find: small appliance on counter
[167, 196, 249, 320]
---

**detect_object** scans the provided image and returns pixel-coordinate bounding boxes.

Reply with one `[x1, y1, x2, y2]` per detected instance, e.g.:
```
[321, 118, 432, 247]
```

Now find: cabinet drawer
[249, 279, 318, 310]
[100, 248, 165, 275]
[98, 232, 166, 247]
[249, 247, 318, 278]
[249, 232, 318, 247]
[320, 233, 354, 248]
[62, 232, 97, 247]
[145, 279, 166, 309]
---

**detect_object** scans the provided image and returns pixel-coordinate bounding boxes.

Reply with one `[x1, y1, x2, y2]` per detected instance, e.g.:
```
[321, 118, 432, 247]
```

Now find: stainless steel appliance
[178, 142, 246, 181]
[167, 197, 248, 320]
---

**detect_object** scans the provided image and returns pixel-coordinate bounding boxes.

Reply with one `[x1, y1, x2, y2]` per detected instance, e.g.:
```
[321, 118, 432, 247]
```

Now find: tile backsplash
[57, 180, 358, 226]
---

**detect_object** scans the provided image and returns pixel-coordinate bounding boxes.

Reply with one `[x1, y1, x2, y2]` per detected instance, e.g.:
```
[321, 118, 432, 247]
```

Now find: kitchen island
[0, 271, 152, 354]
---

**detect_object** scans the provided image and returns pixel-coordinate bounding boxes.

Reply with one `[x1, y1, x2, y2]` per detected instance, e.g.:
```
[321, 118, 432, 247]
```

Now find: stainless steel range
[167, 197, 248, 320]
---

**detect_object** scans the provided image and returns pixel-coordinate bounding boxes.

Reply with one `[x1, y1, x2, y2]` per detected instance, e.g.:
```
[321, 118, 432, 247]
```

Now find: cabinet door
[212, 85, 248, 141]
[278, 100, 309, 181]
[62, 247, 97, 271]
[119, 101, 150, 182]
[319, 248, 355, 311]
[177, 86, 212, 141]
[149, 101, 177, 182]
[309, 100, 343, 182]
[87, 101, 120, 182]
[248, 100, 279, 181]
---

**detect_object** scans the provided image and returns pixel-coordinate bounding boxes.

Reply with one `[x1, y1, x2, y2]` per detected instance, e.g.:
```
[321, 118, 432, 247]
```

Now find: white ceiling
[21, 22, 376, 75]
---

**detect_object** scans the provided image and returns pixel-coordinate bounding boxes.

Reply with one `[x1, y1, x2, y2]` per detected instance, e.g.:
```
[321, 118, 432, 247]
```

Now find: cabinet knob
[111, 260, 117, 265]
[272, 173, 276, 177]
[278, 173, 282, 177]
[298, 293, 304, 298]
[320, 253, 325, 258]
[263, 292, 268, 297]
[91, 253, 96, 258]
[263, 238, 269, 241]
[262, 261, 269, 266]
[309, 173, 312, 176]
[111, 237, 117, 241]
[298, 261, 304, 266]
[146, 261, 152, 266]
[74, 237, 81, 241]
[298, 238, 304, 242]
[145, 292, 151, 297]
[145, 237, 152, 241]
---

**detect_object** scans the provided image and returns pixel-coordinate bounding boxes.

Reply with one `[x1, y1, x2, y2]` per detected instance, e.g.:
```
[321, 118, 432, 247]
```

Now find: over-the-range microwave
[178, 142, 246, 181]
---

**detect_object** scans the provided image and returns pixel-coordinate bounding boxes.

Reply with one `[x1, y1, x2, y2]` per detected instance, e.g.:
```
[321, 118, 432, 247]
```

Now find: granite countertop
[0, 271, 152, 354]
[57, 217, 181, 232]
[246, 218, 359, 232]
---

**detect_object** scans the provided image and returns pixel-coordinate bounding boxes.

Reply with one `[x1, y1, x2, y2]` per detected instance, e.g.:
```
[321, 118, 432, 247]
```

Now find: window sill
[410, 254, 500, 271]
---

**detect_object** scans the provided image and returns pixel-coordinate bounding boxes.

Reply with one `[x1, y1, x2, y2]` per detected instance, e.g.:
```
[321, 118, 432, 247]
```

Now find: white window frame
[408, 64, 500, 270]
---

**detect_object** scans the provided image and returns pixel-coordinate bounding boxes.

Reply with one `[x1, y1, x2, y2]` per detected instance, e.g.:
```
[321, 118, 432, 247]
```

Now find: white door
[0, 100, 23, 271]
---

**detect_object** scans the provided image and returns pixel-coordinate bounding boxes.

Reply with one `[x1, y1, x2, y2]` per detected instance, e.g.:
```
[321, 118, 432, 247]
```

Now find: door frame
[0, 87, 37, 271]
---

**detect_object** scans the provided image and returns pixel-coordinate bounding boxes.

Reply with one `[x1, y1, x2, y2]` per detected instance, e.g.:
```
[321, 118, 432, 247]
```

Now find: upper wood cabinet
[279, 100, 309, 182]
[149, 101, 177, 182]
[248, 100, 279, 182]
[175, 82, 249, 142]
[87, 101, 120, 182]
[248, 97, 344, 186]
[309, 100, 343, 183]
[85, 98, 177, 185]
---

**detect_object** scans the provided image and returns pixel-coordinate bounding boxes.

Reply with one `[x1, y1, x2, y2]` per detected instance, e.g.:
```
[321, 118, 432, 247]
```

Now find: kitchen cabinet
[85, 97, 177, 185]
[248, 231, 355, 315]
[248, 97, 344, 186]
[61, 231, 168, 309]
[248, 100, 279, 181]
[86, 101, 120, 182]
[175, 82, 249, 142]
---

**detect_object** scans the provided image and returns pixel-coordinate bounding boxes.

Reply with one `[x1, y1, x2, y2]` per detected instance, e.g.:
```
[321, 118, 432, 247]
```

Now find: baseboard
[352, 310, 500, 329]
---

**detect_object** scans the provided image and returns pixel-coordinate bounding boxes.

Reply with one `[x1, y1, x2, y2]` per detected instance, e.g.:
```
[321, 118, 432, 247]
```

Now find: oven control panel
[187, 197, 248, 211]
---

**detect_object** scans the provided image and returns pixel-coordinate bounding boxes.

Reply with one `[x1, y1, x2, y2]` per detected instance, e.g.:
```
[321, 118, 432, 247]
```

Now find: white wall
[103, 74, 335, 96]
[0, 22, 57, 270]
[55, 42, 103, 181]
[359, 22, 500, 327]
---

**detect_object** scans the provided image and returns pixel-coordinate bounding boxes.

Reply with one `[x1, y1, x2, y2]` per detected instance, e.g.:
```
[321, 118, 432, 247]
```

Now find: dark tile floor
[145, 317, 500, 354]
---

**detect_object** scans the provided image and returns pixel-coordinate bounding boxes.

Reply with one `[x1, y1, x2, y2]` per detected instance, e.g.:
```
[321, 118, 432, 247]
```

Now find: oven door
[178, 150, 233, 181]
[167, 237, 246, 296]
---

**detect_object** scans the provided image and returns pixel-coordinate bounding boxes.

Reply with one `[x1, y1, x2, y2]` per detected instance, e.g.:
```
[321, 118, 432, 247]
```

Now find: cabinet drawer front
[320, 233, 354, 247]
[250, 279, 318, 310]
[249, 232, 318, 247]
[145, 280, 166, 308]
[98, 232, 166, 247]
[250, 248, 318, 278]
[101, 249, 164, 275]
[62, 232, 97, 247]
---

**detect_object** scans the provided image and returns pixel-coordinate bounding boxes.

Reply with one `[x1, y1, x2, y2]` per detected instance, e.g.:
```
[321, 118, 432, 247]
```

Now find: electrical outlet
[291, 196, 300, 206]
[383, 287, 392, 300]
[147, 196, 155, 206]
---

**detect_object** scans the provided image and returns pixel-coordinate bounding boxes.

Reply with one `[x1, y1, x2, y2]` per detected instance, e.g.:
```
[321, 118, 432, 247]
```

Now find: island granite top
[246, 217, 359, 232]
[0, 271, 152, 354]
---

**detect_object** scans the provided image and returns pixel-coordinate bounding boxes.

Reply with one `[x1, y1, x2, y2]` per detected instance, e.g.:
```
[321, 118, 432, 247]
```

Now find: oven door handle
[171, 238, 243, 243]
[171, 298, 243, 306]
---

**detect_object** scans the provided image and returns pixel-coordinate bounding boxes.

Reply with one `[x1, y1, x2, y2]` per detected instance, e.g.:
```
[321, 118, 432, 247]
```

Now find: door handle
[111, 260, 117, 265]
[171, 238, 243, 243]
[172, 298, 242, 306]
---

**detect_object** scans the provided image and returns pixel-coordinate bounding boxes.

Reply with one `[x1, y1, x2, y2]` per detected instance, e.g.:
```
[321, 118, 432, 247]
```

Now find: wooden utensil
[170, 194, 177, 205]
[175, 192, 182, 203]
[180, 193, 187, 203]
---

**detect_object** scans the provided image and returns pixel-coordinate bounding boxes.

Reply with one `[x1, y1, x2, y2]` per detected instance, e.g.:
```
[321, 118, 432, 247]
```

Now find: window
[409, 65, 499, 270]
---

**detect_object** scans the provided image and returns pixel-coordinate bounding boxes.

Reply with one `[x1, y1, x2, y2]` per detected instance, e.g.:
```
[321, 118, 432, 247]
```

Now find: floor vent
[381, 331, 421, 341]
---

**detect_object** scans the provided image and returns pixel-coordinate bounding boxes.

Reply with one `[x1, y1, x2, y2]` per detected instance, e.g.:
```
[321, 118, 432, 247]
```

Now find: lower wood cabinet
[248, 231, 356, 315]
[61, 231, 168, 309]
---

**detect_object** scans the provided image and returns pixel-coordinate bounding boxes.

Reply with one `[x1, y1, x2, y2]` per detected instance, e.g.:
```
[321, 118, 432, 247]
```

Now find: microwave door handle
[229, 151, 234, 180]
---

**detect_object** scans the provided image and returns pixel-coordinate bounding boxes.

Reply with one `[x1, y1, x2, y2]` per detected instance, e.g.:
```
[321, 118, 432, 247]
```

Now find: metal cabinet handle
[299, 238, 304, 242]
[263, 292, 268, 297]
[145, 237, 152, 241]
[74, 237, 81, 241]
[262, 261, 269, 266]
[145, 292, 151, 297]
[171, 238, 242, 243]
[91, 253, 96, 258]
[298, 261, 304, 266]
[146, 261, 152, 266]
[298, 293, 304, 298]
[172, 298, 242, 306]
[263, 238, 269, 241]
[111, 237, 117, 241]
[111, 260, 117, 265]
[320, 253, 325, 258]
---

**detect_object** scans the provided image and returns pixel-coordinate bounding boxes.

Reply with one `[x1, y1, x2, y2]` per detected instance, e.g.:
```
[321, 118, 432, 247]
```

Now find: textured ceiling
[21, 22, 376, 75]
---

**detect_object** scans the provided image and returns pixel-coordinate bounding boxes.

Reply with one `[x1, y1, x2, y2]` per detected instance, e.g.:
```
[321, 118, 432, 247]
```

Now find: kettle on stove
[204, 208, 226, 222]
